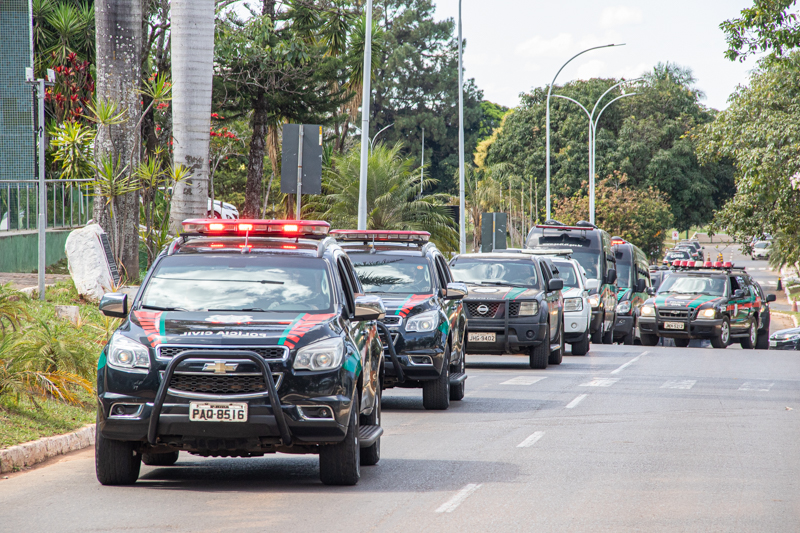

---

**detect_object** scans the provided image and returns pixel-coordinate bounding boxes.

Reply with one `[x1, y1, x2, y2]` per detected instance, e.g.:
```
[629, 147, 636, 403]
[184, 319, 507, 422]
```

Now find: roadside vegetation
[0, 282, 113, 449]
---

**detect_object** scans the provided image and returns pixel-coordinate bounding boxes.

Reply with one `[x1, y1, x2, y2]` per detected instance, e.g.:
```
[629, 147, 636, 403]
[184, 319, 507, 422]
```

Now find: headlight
[405, 310, 439, 332]
[294, 337, 344, 371]
[697, 308, 717, 319]
[588, 295, 600, 308]
[771, 333, 800, 341]
[616, 300, 631, 314]
[518, 300, 540, 316]
[564, 297, 583, 312]
[107, 332, 150, 372]
[641, 305, 655, 317]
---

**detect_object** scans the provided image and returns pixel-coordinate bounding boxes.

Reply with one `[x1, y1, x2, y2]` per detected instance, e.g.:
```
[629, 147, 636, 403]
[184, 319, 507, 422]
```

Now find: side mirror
[767, 294, 777, 302]
[733, 289, 745, 299]
[636, 278, 647, 293]
[646, 287, 656, 296]
[586, 278, 600, 291]
[547, 278, 564, 292]
[353, 294, 386, 321]
[605, 269, 617, 285]
[99, 293, 128, 318]
[444, 282, 468, 300]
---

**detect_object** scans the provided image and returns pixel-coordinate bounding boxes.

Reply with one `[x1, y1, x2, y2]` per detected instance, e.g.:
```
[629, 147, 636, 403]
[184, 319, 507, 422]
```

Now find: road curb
[772, 311, 799, 328]
[0, 424, 95, 474]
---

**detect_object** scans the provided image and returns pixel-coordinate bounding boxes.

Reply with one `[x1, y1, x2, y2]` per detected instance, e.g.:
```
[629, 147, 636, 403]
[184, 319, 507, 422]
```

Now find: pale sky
[434, 0, 764, 110]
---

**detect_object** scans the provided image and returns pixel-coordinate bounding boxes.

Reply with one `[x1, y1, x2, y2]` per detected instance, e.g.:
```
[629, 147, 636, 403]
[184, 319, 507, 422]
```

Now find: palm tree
[169, 0, 216, 231]
[310, 142, 457, 251]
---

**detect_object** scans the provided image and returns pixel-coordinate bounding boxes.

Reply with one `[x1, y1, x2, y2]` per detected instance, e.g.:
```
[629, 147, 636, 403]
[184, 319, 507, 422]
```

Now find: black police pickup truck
[332, 230, 468, 410]
[449, 252, 565, 369]
[95, 220, 386, 486]
[638, 261, 775, 349]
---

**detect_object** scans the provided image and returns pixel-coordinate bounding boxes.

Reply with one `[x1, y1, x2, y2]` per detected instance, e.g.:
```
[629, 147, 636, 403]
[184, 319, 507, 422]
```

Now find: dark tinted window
[450, 258, 539, 288]
[141, 255, 333, 312]
[350, 254, 433, 294]
[658, 275, 727, 296]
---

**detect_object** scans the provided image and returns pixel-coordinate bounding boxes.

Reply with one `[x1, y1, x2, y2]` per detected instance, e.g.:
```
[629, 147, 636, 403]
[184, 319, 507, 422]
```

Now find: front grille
[381, 316, 402, 326]
[169, 373, 275, 394]
[658, 308, 689, 319]
[466, 301, 502, 318]
[378, 330, 399, 351]
[157, 345, 287, 360]
[509, 302, 520, 317]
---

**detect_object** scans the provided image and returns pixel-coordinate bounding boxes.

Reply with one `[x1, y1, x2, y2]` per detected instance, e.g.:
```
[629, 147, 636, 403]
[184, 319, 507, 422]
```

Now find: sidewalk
[0, 273, 71, 289]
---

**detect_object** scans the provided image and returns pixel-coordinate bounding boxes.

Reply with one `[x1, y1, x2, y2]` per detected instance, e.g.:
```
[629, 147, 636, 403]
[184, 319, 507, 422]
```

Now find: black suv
[639, 261, 775, 349]
[449, 252, 565, 369]
[332, 230, 468, 411]
[95, 220, 386, 486]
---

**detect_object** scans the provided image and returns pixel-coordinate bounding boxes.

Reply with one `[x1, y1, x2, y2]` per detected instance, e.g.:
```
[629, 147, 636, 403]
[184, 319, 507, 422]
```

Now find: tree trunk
[244, 92, 268, 218]
[169, 0, 215, 232]
[95, 0, 143, 280]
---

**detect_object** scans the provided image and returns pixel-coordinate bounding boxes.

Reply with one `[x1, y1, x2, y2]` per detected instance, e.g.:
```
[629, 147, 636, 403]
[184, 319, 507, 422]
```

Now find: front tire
[756, 330, 770, 350]
[711, 318, 730, 349]
[591, 323, 603, 344]
[360, 385, 381, 467]
[571, 331, 590, 356]
[449, 352, 466, 401]
[548, 325, 564, 365]
[95, 429, 141, 486]
[422, 345, 451, 410]
[740, 319, 757, 349]
[141, 451, 179, 466]
[319, 395, 360, 485]
[602, 320, 615, 344]
[530, 324, 549, 369]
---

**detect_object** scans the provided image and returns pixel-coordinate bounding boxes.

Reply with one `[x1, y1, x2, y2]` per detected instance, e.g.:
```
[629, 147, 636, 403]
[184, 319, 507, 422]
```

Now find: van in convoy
[610, 237, 651, 345]
[526, 221, 618, 344]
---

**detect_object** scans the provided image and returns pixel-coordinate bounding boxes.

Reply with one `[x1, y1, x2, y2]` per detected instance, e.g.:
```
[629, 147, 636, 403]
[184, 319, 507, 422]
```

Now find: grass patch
[0, 394, 95, 449]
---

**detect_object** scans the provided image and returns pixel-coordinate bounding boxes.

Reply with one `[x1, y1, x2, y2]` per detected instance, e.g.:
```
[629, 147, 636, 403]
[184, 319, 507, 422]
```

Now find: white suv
[552, 258, 592, 355]
[752, 241, 771, 260]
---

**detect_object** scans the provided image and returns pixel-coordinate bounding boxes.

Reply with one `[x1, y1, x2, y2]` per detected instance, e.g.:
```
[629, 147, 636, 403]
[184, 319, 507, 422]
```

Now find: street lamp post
[457, 0, 466, 253]
[357, 0, 374, 230]
[370, 122, 394, 150]
[589, 79, 641, 188]
[550, 94, 593, 220]
[545, 43, 624, 221]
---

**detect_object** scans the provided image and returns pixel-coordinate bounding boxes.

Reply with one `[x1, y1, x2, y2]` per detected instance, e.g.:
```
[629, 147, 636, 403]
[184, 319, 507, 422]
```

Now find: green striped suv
[611, 238, 651, 345]
[638, 263, 763, 349]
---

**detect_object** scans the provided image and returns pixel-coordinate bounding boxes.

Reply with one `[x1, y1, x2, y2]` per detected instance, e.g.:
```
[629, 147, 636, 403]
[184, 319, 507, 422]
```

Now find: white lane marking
[565, 394, 588, 409]
[610, 353, 646, 375]
[517, 431, 545, 448]
[759, 268, 766, 271]
[435, 483, 483, 513]
[580, 378, 619, 387]
[661, 379, 696, 389]
[739, 382, 774, 392]
[500, 376, 547, 385]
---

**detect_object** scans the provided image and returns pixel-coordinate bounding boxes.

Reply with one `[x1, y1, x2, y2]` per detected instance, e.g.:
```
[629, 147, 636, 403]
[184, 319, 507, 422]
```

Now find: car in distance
[769, 327, 800, 349]
[332, 230, 468, 410]
[639, 261, 773, 349]
[95, 220, 385, 486]
[752, 241, 771, 260]
[449, 251, 565, 369]
[610, 237, 651, 345]
[663, 249, 692, 265]
[526, 220, 617, 345]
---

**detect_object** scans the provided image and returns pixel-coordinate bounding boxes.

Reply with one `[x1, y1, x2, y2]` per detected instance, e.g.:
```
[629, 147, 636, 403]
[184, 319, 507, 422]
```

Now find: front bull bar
[376, 321, 404, 383]
[147, 350, 292, 447]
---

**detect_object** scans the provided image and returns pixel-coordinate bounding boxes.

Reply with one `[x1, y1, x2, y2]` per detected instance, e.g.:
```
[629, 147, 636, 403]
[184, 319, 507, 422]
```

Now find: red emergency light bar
[330, 229, 431, 243]
[670, 260, 742, 271]
[182, 219, 330, 236]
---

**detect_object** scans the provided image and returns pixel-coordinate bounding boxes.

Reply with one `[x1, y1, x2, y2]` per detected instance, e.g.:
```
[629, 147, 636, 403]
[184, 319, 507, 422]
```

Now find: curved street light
[545, 43, 625, 220]
[370, 122, 394, 150]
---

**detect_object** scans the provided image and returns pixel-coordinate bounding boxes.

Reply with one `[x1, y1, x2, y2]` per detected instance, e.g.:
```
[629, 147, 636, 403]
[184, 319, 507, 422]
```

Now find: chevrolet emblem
[203, 361, 238, 374]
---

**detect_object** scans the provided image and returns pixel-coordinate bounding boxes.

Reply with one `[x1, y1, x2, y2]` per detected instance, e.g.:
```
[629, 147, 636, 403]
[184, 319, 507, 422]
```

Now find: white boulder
[65, 224, 115, 302]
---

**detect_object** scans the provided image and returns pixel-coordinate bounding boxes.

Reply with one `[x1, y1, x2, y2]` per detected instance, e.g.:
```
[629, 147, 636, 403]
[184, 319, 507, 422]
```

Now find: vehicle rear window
[664, 251, 690, 261]
[140, 255, 333, 312]
[450, 258, 539, 288]
[657, 275, 727, 297]
[349, 254, 433, 294]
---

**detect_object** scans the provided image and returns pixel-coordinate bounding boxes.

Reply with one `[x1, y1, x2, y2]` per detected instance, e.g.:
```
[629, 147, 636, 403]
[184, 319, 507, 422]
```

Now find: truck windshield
[450, 258, 539, 288]
[657, 275, 727, 297]
[569, 249, 602, 281]
[350, 255, 433, 294]
[140, 255, 333, 312]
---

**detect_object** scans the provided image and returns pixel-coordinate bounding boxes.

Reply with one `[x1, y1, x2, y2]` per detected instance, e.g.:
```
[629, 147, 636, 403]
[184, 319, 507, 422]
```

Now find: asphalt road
[1, 256, 798, 532]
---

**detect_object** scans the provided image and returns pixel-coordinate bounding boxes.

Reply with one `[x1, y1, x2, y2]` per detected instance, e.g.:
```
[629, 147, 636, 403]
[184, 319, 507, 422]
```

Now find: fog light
[297, 405, 334, 420]
[109, 403, 142, 418]
[526, 330, 534, 338]
[571, 322, 578, 330]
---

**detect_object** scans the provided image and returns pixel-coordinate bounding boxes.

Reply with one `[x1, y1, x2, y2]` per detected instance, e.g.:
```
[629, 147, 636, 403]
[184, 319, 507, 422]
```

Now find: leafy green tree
[552, 173, 674, 260]
[695, 52, 800, 267]
[721, 0, 800, 62]
[368, 0, 485, 193]
[308, 142, 457, 251]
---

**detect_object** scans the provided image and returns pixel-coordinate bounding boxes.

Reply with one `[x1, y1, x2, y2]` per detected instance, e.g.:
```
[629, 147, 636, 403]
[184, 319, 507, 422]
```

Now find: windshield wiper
[207, 308, 266, 312]
[475, 281, 531, 288]
[140, 304, 187, 311]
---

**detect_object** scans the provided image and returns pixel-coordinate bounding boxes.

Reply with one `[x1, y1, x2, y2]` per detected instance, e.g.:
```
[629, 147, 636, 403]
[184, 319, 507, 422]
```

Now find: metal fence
[0, 179, 93, 232]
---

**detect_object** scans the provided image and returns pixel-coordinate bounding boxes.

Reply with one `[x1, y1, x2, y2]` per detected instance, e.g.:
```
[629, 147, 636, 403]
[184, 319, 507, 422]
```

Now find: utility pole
[357, 0, 373, 230]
